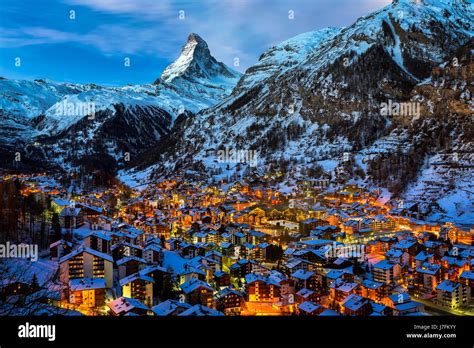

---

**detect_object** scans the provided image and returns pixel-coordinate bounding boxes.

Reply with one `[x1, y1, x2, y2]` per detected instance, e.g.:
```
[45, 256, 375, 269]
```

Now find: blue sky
[0, 0, 391, 86]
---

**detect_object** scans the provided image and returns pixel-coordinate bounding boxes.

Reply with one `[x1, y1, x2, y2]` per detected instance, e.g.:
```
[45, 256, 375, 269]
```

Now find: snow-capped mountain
[0, 34, 241, 170]
[232, 27, 341, 95]
[158, 33, 240, 87]
[0, 78, 87, 141]
[131, 0, 472, 223]
[36, 33, 241, 137]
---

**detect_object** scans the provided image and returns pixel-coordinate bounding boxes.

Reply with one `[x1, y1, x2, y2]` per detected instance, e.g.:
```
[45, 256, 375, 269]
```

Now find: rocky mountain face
[394, 40, 473, 223]
[130, 0, 472, 223]
[0, 34, 241, 172]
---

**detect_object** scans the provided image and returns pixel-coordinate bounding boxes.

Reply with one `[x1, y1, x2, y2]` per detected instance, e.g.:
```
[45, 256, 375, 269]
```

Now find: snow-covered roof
[151, 300, 191, 316]
[69, 277, 106, 291]
[108, 297, 148, 314]
[180, 278, 213, 294]
[436, 280, 460, 293]
[298, 301, 322, 313]
[59, 246, 113, 263]
[178, 304, 224, 316]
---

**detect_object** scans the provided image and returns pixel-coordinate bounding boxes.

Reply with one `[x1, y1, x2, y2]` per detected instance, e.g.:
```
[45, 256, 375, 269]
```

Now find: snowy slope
[0, 78, 86, 141]
[233, 27, 341, 93]
[147, 0, 472, 172]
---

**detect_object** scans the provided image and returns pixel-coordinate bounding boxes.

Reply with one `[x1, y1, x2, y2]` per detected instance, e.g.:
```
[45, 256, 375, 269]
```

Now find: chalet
[329, 279, 360, 311]
[230, 259, 269, 278]
[179, 243, 199, 258]
[460, 271, 474, 304]
[341, 294, 372, 316]
[166, 238, 183, 251]
[140, 265, 168, 300]
[215, 287, 244, 314]
[231, 231, 246, 245]
[83, 231, 111, 254]
[180, 278, 214, 308]
[246, 229, 267, 245]
[385, 248, 406, 265]
[60, 207, 83, 229]
[117, 256, 147, 279]
[291, 269, 321, 291]
[245, 273, 280, 303]
[416, 262, 441, 294]
[424, 240, 449, 257]
[392, 238, 419, 264]
[111, 241, 143, 260]
[120, 273, 154, 307]
[436, 280, 463, 309]
[383, 293, 423, 316]
[59, 247, 114, 288]
[414, 251, 434, 268]
[51, 198, 71, 213]
[295, 288, 320, 304]
[143, 244, 163, 264]
[441, 256, 470, 279]
[299, 218, 329, 236]
[361, 279, 387, 302]
[297, 301, 325, 316]
[177, 266, 206, 285]
[310, 225, 341, 240]
[76, 202, 103, 222]
[324, 269, 354, 287]
[372, 260, 401, 285]
[283, 258, 316, 274]
[49, 240, 73, 260]
[69, 278, 106, 308]
[214, 270, 231, 288]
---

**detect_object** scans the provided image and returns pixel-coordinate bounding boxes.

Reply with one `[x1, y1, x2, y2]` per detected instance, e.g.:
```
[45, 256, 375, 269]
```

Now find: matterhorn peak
[157, 33, 240, 85]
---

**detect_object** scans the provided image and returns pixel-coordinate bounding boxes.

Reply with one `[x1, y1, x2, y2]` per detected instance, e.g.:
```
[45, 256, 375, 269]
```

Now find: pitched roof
[342, 294, 370, 311]
[69, 278, 106, 291]
[291, 269, 315, 280]
[59, 246, 113, 263]
[180, 278, 213, 294]
[108, 297, 148, 314]
[373, 260, 397, 270]
[178, 304, 224, 316]
[436, 280, 460, 292]
[119, 273, 155, 287]
[116, 255, 146, 266]
[151, 300, 191, 316]
[298, 301, 322, 313]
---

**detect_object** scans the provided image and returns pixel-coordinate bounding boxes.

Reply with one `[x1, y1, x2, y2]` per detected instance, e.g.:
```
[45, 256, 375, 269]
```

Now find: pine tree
[31, 273, 39, 291]
[51, 212, 61, 241]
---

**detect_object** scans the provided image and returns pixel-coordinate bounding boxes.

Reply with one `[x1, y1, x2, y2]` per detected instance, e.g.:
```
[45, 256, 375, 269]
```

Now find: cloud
[63, 0, 174, 18]
[1, 0, 393, 72]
